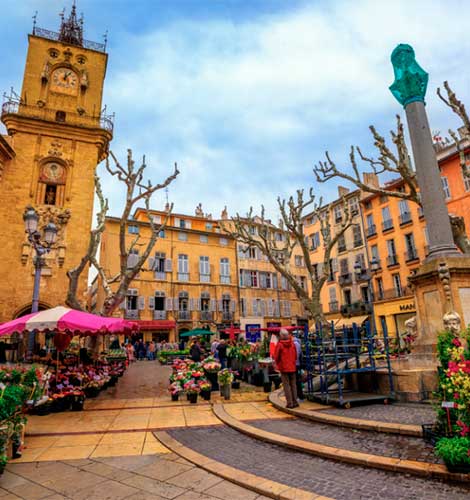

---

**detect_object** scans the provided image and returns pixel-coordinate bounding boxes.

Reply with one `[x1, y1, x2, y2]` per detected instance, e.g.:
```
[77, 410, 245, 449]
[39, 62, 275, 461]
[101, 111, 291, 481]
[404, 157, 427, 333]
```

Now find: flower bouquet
[202, 357, 221, 391]
[199, 379, 212, 400]
[168, 382, 183, 401]
[184, 380, 201, 404]
[218, 369, 235, 400]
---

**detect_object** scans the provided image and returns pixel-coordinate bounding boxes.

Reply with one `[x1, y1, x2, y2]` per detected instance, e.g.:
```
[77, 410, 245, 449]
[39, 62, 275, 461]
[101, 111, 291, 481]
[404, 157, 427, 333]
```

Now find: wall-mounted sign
[245, 324, 261, 342]
[399, 303, 415, 312]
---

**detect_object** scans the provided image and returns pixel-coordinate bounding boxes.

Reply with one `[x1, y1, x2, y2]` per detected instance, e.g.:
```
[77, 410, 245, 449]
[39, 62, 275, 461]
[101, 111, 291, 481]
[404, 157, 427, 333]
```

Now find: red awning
[133, 320, 176, 331]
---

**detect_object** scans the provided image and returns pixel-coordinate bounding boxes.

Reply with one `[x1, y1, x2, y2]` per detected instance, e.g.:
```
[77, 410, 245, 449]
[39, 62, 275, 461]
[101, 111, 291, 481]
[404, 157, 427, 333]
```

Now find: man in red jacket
[274, 329, 298, 408]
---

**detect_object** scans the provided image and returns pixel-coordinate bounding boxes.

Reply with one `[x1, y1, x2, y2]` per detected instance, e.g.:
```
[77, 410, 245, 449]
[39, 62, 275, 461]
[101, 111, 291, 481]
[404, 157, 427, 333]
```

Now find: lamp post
[23, 208, 57, 359]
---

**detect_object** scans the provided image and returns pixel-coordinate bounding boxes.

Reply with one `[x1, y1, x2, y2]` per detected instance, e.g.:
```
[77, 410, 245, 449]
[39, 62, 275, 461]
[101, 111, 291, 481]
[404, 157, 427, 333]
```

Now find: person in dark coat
[189, 340, 202, 362]
[216, 339, 228, 368]
[274, 329, 298, 408]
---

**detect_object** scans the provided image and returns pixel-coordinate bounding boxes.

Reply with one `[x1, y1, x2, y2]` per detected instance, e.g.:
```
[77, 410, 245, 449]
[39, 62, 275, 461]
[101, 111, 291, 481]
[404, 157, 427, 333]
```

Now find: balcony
[377, 287, 413, 300]
[33, 25, 106, 52]
[339, 273, 352, 286]
[200, 274, 211, 283]
[2, 100, 114, 133]
[200, 311, 213, 321]
[153, 310, 167, 320]
[177, 273, 189, 282]
[366, 225, 377, 237]
[399, 212, 412, 225]
[154, 271, 166, 280]
[329, 301, 339, 313]
[178, 310, 191, 320]
[353, 238, 363, 248]
[382, 219, 394, 232]
[220, 275, 231, 284]
[406, 249, 419, 262]
[222, 312, 233, 322]
[387, 255, 399, 267]
[124, 310, 139, 320]
[338, 244, 347, 253]
[340, 301, 373, 316]
[355, 270, 370, 282]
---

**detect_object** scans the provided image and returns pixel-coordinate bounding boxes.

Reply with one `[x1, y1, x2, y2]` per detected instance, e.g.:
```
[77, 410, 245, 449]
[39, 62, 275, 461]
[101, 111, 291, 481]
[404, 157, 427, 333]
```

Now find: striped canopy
[0, 306, 137, 337]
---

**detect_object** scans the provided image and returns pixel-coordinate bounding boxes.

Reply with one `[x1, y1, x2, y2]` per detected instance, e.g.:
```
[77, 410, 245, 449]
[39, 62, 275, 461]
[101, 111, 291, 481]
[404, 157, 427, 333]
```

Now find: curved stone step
[269, 390, 423, 437]
[213, 403, 468, 483]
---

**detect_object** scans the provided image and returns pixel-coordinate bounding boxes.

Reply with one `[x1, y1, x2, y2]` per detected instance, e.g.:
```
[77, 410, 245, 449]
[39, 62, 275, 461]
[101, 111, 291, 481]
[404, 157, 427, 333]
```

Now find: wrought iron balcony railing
[366, 225, 377, 237]
[399, 212, 412, 225]
[222, 312, 233, 322]
[220, 275, 230, 284]
[1, 100, 114, 133]
[177, 273, 189, 282]
[382, 219, 394, 231]
[199, 274, 211, 283]
[406, 249, 419, 262]
[33, 26, 106, 52]
[387, 255, 399, 266]
[329, 301, 339, 312]
[153, 310, 167, 320]
[339, 273, 352, 286]
[154, 271, 166, 280]
[353, 238, 363, 248]
[178, 310, 191, 320]
[124, 310, 139, 320]
[200, 311, 213, 321]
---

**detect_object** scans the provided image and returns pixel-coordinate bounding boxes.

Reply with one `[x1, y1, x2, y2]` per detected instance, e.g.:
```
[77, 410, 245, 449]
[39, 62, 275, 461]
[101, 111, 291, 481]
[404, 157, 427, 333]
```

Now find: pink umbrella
[0, 306, 137, 337]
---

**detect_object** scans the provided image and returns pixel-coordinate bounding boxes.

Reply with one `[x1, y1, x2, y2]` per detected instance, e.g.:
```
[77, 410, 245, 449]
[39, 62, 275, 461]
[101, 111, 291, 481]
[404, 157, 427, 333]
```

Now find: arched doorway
[13, 302, 50, 319]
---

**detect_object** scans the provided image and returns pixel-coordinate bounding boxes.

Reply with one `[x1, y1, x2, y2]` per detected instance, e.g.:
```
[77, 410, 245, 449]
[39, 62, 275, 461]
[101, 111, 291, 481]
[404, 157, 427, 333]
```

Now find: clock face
[42, 162, 65, 184]
[50, 68, 78, 96]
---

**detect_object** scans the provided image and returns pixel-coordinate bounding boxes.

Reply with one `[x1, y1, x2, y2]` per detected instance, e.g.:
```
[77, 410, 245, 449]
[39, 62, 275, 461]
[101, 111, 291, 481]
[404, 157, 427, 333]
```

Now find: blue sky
[1, 0, 470, 220]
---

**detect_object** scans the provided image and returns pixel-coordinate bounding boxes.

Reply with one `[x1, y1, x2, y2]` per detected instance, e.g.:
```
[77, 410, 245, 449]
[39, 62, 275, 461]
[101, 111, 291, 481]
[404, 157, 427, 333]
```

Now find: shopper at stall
[147, 341, 156, 361]
[189, 339, 203, 362]
[274, 329, 298, 408]
[216, 339, 228, 368]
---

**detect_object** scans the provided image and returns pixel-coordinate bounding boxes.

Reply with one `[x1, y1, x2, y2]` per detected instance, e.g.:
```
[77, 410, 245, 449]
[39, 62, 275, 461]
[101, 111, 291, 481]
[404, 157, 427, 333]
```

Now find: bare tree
[313, 110, 470, 254]
[222, 189, 352, 325]
[66, 149, 179, 314]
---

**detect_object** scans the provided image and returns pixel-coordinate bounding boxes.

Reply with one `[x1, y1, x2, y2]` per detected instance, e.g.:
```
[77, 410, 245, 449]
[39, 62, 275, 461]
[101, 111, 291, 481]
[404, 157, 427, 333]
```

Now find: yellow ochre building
[0, 7, 112, 322]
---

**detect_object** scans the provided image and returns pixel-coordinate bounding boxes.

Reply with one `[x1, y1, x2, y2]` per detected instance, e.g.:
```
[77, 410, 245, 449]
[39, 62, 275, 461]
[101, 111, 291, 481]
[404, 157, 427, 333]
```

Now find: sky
[1, 0, 470, 220]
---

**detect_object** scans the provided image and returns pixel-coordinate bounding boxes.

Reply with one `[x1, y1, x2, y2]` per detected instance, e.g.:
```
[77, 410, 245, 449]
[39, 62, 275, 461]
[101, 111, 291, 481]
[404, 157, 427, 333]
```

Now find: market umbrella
[0, 306, 138, 340]
[179, 328, 215, 338]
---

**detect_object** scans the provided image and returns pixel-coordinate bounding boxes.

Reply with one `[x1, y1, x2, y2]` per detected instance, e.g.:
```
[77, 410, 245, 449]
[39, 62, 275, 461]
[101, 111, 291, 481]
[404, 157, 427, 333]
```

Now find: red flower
[452, 337, 462, 347]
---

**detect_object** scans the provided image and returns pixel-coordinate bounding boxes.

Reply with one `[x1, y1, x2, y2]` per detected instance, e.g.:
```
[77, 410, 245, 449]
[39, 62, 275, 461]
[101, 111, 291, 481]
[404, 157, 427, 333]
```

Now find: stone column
[389, 43, 459, 261]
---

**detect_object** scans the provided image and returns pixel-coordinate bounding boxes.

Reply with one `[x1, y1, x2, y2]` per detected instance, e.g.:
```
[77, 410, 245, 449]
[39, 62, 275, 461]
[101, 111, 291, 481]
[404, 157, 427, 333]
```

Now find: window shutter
[210, 299, 217, 312]
[196, 299, 201, 311]
[120, 298, 126, 310]
[148, 296, 155, 309]
[165, 297, 173, 311]
[252, 299, 258, 317]
[186, 220, 192, 229]
[164, 258, 172, 272]
[272, 274, 278, 289]
[267, 299, 273, 316]
[274, 301, 280, 317]
[189, 298, 195, 311]
[260, 300, 267, 317]
[318, 263, 324, 277]
[332, 258, 338, 272]
[138, 296, 145, 310]
[217, 299, 223, 312]
[148, 257, 155, 270]
[230, 300, 236, 313]
[175, 217, 180, 227]
[127, 253, 139, 268]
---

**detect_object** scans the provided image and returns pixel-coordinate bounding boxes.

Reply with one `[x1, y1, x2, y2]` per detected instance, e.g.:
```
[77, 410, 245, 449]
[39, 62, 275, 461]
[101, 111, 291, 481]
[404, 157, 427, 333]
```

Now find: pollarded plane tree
[222, 189, 352, 325]
[66, 149, 179, 314]
[313, 83, 470, 254]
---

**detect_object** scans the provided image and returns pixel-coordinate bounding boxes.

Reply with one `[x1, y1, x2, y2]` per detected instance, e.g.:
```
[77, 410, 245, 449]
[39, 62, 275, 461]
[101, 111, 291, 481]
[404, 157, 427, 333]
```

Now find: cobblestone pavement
[167, 426, 470, 500]
[246, 417, 440, 463]
[1, 452, 269, 500]
[321, 403, 436, 425]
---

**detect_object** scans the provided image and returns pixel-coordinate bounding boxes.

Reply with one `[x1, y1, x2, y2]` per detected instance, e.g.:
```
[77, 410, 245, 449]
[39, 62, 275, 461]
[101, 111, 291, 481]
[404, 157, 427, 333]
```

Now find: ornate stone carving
[195, 203, 204, 217]
[443, 311, 461, 336]
[221, 206, 228, 220]
[438, 261, 453, 308]
[48, 141, 63, 158]
[389, 44, 429, 107]
[24, 204, 71, 248]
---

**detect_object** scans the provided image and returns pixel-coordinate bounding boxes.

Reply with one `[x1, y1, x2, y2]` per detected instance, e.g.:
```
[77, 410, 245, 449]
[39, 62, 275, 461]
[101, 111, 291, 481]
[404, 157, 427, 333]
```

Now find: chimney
[362, 172, 379, 189]
[337, 186, 350, 198]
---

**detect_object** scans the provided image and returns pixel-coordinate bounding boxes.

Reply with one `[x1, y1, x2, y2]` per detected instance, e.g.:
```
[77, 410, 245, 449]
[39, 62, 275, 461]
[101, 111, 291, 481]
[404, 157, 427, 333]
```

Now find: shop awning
[334, 315, 369, 329]
[134, 320, 176, 331]
[180, 328, 215, 337]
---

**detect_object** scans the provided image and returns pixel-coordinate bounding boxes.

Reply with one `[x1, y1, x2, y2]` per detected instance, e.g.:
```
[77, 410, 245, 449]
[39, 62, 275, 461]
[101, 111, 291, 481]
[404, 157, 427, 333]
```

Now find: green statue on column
[389, 44, 429, 107]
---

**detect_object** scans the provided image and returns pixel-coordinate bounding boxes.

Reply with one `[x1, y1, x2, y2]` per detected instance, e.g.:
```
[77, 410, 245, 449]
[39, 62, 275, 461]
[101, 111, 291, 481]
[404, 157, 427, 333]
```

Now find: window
[206, 222, 213, 230]
[178, 232, 187, 241]
[126, 294, 138, 310]
[381, 206, 393, 230]
[299, 276, 307, 290]
[392, 273, 402, 297]
[154, 291, 165, 312]
[220, 258, 230, 284]
[405, 233, 418, 261]
[344, 289, 352, 306]
[463, 170, 470, 192]
[179, 219, 187, 228]
[178, 291, 189, 311]
[178, 254, 189, 281]
[275, 232, 283, 242]
[249, 226, 257, 235]
[376, 277, 384, 300]
[295, 255, 304, 267]
[154, 252, 166, 274]
[352, 225, 363, 247]
[55, 110, 66, 122]
[219, 237, 228, 246]
[366, 214, 375, 235]
[311, 232, 320, 250]
[199, 256, 210, 282]
[250, 271, 258, 287]
[364, 200, 372, 210]
[281, 276, 289, 290]
[349, 197, 359, 214]
[334, 205, 342, 222]
[399, 200, 411, 224]
[128, 225, 139, 235]
[159, 230, 165, 238]
[248, 247, 257, 259]
[371, 244, 379, 265]
[200, 235, 208, 243]
[340, 258, 349, 276]
[379, 194, 388, 204]
[200, 292, 210, 313]
[338, 234, 346, 252]
[441, 176, 451, 199]
[44, 184, 57, 205]
[240, 298, 246, 317]
[387, 239, 398, 266]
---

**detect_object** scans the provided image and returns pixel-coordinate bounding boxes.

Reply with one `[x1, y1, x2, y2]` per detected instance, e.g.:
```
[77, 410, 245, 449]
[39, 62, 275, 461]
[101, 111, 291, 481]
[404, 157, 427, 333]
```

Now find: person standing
[274, 329, 298, 409]
[216, 339, 228, 368]
[292, 335, 304, 401]
[189, 339, 202, 362]
[147, 341, 156, 361]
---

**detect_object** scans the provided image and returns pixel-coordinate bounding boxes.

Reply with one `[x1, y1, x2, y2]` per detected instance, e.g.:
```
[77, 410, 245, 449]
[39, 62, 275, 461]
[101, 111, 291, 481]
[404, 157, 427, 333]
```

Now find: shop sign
[246, 324, 261, 342]
[399, 303, 415, 312]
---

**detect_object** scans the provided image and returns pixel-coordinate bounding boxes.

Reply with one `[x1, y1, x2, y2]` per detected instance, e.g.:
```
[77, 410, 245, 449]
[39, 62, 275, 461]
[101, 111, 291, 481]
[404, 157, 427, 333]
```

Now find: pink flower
[452, 337, 462, 347]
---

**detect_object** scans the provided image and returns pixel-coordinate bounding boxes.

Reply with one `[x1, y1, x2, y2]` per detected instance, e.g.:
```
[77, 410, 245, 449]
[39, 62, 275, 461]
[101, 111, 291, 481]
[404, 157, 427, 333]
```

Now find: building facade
[0, 8, 112, 322]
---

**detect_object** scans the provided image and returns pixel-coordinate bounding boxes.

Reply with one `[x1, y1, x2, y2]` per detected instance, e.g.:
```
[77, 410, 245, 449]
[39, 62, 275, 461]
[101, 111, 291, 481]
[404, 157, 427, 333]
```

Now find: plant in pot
[71, 390, 85, 411]
[218, 369, 234, 400]
[202, 358, 221, 391]
[168, 382, 182, 402]
[199, 380, 212, 401]
[184, 380, 200, 404]
[231, 372, 240, 390]
[435, 436, 470, 473]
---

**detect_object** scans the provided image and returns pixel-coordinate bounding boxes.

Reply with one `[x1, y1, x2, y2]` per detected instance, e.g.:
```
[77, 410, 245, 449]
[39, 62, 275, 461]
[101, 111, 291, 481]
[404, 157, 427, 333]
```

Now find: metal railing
[200, 311, 213, 321]
[220, 275, 230, 284]
[200, 274, 211, 283]
[178, 310, 191, 320]
[338, 244, 347, 253]
[339, 273, 352, 286]
[382, 219, 394, 231]
[153, 310, 167, 320]
[329, 301, 339, 312]
[222, 312, 233, 321]
[406, 249, 419, 262]
[399, 212, 412, 225]
[33, 26, 106, 52]
[353, 238, 363, 248]
[340, 301, 373, 316]
[154, 271, 166, 280]
[124, 310, 139, 320]
[376, 287, 413, 300]
[177, 273, 189, 282]
[366, 225, 377, 237]
[387, 255, 399, 266]
[1, 100, 114, 133]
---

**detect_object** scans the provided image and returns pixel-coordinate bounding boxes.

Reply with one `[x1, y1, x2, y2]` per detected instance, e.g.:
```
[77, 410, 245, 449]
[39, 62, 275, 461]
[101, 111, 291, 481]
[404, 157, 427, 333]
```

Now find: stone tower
[0, 6, 113, 321]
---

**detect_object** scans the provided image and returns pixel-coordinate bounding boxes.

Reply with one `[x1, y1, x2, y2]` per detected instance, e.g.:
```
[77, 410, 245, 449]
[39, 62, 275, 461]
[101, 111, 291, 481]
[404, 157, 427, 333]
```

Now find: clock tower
[0, 5, 113, 322]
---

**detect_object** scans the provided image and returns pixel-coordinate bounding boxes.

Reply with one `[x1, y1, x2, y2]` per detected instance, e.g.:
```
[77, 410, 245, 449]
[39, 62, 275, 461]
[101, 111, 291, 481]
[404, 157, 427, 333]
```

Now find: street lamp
[23, 208, 58, 359]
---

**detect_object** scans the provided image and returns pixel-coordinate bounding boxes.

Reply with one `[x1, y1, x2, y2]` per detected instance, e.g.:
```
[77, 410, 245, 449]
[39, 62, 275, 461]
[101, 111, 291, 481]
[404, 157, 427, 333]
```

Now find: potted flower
[202, 357, 221, 391]
[199, 380, 212, 401]
[231, 371, 240, 389]
[168, 382, 182, 402]
[435, 436, 470, 473]
[218, 369, 234, 400]
[71, 390, 85, 411]
[184, 380, 200, 404]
